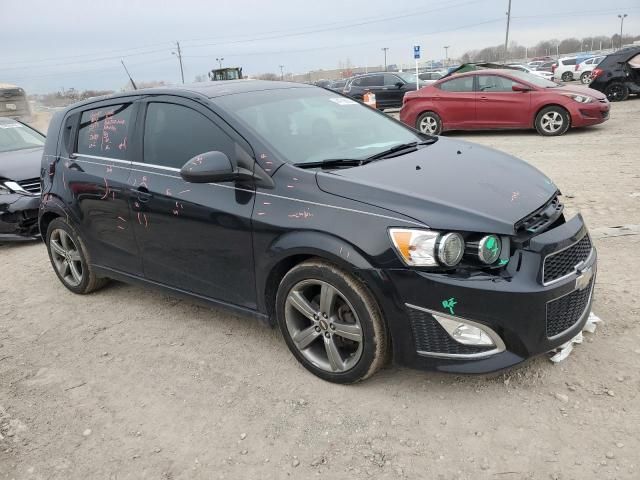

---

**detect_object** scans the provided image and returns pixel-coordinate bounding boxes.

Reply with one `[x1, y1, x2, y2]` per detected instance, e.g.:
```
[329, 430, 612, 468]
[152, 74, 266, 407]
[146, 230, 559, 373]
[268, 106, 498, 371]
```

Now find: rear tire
[46, 218, 108, 294]
[561, 72, 573, 82]
[276, 259, 389, 384]
[416, 111, 442, 135]
[604, 82, 629, 102]
[534, 106, 571, 136]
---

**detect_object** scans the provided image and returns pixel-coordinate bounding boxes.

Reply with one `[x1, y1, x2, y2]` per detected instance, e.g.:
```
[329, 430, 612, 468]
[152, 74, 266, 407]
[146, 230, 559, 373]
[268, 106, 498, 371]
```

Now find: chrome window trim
[545, 278, 595, 340]
[405, 303, 506, 359]
[542, 234, 594, 286]
[74, 153, 131, 164]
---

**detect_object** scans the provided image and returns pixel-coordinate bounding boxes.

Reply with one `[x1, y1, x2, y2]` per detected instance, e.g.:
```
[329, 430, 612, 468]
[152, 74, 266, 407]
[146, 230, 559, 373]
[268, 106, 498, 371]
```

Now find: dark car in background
[0, 117, 44, 240]
[1, 83, 32, 123]
[40, 81, 596, 383]
[343, 72, 423, 109]
[589, 47, 640, 101]
[327, 79, 348, 92]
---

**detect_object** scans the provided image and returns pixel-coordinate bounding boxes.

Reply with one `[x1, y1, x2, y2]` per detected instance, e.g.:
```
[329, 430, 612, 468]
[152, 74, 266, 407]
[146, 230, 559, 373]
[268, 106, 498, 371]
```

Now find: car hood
[0, 147, 43, 181]
[316, 138, 558, 235]
[549, 84, 607, 100]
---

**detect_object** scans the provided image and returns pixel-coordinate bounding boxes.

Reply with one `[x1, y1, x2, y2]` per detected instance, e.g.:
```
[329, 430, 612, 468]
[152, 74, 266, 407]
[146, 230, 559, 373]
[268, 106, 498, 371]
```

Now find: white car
[575, 56, 606, 84]
[552, 57, 578, 82]
[509, 65, 554, 80]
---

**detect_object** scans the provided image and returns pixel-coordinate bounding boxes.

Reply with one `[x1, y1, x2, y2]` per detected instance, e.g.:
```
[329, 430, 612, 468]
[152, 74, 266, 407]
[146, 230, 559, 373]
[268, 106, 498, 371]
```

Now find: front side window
[76, 104, 133, 160]
[478, 75, 521, 92]
[143, 102, 234, 169]
[384, 74, 402, 86]
[438, 76, 474, 92]
[215, 87, 421, 165]
[0, 121, 45, 153]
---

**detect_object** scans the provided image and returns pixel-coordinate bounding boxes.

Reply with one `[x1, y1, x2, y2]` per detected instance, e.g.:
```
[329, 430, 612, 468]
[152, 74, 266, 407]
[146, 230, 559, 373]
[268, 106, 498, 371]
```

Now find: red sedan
[400, 69, 610, 136]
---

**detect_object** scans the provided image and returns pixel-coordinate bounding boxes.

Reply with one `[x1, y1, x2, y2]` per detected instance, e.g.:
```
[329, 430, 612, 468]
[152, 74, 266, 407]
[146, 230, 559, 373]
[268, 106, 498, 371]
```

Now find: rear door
[433, 75, 476, 128]
[129, 96, 257, 308]
[361, 74, 385, 105]
[67, 100, 143, 275]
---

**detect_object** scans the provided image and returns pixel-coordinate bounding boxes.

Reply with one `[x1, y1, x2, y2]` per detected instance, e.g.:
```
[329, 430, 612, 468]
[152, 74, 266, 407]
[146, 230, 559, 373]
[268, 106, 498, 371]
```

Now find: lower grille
[407, 308, 494, 356]
[17, 178, 41, 194]
[543, 235, 592, 284]
[546, 278, 593, 338]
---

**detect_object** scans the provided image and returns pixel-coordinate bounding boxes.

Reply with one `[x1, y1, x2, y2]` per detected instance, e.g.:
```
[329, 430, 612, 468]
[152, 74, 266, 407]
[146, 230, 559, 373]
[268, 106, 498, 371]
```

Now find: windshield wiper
[294, 158, 369, 169]
[366, 139, 436, 161]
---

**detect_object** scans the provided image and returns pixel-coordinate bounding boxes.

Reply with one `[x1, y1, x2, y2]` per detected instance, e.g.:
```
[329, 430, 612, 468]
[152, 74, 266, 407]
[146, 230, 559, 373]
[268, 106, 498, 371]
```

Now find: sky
[3, 0, 640, 93]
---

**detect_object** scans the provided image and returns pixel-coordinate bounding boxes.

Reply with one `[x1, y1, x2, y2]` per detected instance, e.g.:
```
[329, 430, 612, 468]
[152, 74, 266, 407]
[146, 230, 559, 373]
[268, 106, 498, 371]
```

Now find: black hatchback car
[343, 72, 423, 109]
[589, 46, 640, 101]
[40, 81, 596, 383]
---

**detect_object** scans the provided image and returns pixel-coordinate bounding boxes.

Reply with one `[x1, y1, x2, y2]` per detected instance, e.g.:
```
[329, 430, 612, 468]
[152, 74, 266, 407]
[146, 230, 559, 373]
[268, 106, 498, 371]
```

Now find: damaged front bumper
[0, 192, 41, 240]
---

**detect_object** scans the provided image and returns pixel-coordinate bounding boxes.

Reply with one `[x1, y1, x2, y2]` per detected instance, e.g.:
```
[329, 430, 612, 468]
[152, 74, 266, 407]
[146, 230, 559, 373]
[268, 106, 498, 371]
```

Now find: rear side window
[143, 102, 234, 169]
[361, 75, 383, 87]
[562, 59, 577, 66]
[438, 76, 474, 92]
[76, 104, 133, 160]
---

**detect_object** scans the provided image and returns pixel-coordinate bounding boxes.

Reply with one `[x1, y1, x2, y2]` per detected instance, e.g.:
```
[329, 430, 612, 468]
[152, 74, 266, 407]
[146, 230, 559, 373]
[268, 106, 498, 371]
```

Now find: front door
[475, 75, 531, 128]
[129, 96, 257, 308]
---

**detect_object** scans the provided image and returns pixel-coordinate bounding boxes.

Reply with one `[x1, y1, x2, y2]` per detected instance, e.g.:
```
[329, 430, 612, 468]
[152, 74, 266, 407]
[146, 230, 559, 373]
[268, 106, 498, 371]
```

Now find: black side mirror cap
[180, 151, 240, 183]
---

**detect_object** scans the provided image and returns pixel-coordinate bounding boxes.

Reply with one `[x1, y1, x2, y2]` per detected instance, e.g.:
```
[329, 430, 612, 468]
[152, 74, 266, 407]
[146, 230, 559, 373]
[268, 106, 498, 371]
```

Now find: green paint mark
[442, 297, 457, 315]
[485, 236, 499, 256]
[498, 258, 509, 266]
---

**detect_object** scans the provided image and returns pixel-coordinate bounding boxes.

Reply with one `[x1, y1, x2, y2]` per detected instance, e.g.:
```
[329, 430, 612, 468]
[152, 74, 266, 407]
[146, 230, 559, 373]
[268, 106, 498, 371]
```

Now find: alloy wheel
[419, 115, 439, 134]
[606, 84, 625, 101]
[284, 279, 364, 373]
[540, 111, 564, 134]
[49, 229, 84, 287]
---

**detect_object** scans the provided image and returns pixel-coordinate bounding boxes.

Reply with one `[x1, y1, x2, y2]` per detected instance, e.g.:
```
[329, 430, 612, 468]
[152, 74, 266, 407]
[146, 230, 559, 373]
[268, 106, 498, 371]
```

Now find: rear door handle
[135, 186, 153, 203]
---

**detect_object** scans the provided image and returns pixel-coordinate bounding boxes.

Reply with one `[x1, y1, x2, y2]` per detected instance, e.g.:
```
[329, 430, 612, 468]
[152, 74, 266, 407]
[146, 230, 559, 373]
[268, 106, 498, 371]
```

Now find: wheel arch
[257, 231, 376, 323]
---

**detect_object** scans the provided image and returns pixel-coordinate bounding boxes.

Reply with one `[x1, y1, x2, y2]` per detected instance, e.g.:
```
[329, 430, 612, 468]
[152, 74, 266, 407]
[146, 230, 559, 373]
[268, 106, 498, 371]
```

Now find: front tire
[46, 218, 107, 294]
[535, 106, 570, 136]
[604, 82, 629, 102]
[580, 72, 591, 84]
[416, 111, 442, 135]
[276, 259, 389, 383]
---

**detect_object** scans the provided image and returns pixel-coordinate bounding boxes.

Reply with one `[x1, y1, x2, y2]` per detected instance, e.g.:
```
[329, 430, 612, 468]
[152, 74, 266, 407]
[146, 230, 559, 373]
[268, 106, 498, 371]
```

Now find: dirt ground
[1, 100, 639, 480]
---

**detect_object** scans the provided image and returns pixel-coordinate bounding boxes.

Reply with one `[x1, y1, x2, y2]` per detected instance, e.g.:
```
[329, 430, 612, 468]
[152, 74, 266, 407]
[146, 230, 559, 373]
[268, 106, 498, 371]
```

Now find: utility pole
[279, 65, 285, 80]
[618, 14, 628, 48]
[173, 41, 185, 84]
[443, 46, 449, 66]
[381, 47, 389, 71]
[504, 0, 512, 63]
[216, 57, 224, 69]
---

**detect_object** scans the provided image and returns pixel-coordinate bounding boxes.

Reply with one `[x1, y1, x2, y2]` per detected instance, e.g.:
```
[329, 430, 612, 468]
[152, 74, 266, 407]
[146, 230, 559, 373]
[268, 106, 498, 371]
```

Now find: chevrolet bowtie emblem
[575, 264, 594, 291]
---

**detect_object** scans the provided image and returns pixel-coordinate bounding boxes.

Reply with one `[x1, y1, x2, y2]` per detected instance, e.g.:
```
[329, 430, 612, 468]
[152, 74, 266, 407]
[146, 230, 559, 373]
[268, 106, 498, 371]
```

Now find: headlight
[0, 184, 11, 195]
[389, 228, 463, 267]
[563, 93, 593, 103]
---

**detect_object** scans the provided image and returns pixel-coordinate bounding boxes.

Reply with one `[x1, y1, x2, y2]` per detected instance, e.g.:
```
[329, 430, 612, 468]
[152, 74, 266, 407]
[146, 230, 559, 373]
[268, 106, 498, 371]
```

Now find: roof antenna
[121, 59, 138, 90]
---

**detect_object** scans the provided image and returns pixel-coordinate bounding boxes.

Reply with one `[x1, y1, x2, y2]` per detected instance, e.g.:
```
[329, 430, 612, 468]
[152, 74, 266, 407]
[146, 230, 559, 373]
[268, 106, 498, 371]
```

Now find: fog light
[478, 235, 501, 264]
[433, 314, 496, 346]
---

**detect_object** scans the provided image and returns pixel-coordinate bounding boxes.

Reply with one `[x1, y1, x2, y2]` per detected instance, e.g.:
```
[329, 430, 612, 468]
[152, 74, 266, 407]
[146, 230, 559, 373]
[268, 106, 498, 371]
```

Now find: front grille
[546, 278, 593, 337]
[543, 235, 592, 284]
[602, 110, 609, 119]
[17, 178, 41, 194]
[407, 308, 494, 356]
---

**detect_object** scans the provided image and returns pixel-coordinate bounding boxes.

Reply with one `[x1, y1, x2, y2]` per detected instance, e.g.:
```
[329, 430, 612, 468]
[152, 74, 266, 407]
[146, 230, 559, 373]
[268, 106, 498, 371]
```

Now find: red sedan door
[475, 74, 531, 128]
[432, 75, 476, 129]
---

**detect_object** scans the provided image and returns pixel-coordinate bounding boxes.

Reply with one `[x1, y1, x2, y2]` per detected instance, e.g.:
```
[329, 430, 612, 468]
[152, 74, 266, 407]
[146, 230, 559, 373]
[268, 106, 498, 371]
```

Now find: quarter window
[143, 102, 234, 169]
[438, 76, 474, 92]
[76, 104, 133, 160]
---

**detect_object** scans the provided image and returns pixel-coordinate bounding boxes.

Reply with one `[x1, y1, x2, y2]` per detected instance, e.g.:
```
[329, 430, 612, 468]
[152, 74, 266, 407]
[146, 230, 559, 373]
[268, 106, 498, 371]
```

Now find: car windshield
[215, 87, 422, 165]
[0, 122, 45, 153]
[395, 72, 418, 83]
[505, 70, 560, 88]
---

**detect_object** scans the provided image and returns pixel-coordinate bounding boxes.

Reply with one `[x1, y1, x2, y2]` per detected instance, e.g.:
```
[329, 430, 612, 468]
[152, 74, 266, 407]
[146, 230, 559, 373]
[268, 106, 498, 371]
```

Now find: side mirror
[180, 151, 249, 183]
[395, 81, 404, 88]
[512, 84, 531, 92]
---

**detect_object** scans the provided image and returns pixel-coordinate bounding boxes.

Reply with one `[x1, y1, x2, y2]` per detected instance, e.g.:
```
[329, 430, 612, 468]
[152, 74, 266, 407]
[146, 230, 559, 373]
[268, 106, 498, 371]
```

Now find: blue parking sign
[413, 45, 420, 59]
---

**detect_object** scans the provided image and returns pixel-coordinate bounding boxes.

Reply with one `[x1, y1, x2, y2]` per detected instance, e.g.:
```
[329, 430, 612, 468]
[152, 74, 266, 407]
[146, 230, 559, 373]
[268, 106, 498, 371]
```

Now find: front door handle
[135, 186, 152, 203]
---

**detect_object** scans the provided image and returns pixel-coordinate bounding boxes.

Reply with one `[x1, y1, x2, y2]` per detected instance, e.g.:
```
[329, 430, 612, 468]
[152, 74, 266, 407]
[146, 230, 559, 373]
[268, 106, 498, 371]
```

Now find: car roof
[59, 80, 316, 111]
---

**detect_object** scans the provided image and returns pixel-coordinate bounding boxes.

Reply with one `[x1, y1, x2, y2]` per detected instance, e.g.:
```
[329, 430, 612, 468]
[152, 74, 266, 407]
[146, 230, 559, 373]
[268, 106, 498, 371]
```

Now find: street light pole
[443, 46, 449, 66]
[216, 57, 224, 69]
[279, 65, 285, 80]
[381, 47, 389, 71]
[503, 0, 512, 63]
[618, 14, 628, 48]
